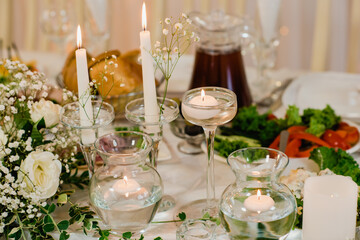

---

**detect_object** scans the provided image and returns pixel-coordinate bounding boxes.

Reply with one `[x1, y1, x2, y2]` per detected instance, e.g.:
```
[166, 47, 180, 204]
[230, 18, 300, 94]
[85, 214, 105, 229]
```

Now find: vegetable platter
[212, 105, 360, 160]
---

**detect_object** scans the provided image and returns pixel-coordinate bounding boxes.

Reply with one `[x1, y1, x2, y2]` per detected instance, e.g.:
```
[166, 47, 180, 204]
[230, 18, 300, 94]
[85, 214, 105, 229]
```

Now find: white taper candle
[139, 2, 159, 131]
[75, 25, 96, 145]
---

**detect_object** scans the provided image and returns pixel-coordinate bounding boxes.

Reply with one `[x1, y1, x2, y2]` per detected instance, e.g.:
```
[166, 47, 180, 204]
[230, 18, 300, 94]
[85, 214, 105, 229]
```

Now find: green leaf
[14, 100, 31, 130]
[177, 212, 186, 221]
[154, 237, 163, 240]
[31, 118, 45, 147]
[122, 232, 132, 239]
[84, 220, 92, 230]
[8, 227, 21, 239]
[57, 220, 69, 231]
[211, 217, 221, 226]
[40, 207, 48, 214]
[202, 212, 210, 219]
[44, 215, 52, 224]
[43, 223, 55, 232]
[103, 230, 110, 237]
[57, 193, 68, 204]
[77, 214, 86, 223]
[4, 214, 16, 224]
[139, 235, 144, 240]
[59, 231, 70, 240]
[48, 203, 56, 214]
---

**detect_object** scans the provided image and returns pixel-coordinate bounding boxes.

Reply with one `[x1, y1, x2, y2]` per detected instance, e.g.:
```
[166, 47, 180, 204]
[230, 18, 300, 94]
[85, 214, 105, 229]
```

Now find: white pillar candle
[75, 25, 95, 145]
[302, 175, 358, 240]
[139, 2, 159, 129]
[182, 89, 220, 120]
[244, 189, 275, 212]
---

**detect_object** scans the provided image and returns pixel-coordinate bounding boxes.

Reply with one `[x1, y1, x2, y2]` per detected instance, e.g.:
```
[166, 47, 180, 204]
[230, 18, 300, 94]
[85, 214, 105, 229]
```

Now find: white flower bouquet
[0, 12, 198, 240]
[0, 59, 100, 239]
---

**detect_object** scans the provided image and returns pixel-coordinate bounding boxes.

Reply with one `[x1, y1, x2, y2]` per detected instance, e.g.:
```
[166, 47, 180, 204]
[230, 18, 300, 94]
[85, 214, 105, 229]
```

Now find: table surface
[20, 51, 350, 240]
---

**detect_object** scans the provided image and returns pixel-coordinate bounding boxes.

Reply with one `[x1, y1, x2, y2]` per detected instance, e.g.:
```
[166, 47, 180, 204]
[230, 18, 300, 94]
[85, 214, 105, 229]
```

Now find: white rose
[30, 98, 61, 127]
[19, 151, 62, 199]
[0, 127, 8, 159]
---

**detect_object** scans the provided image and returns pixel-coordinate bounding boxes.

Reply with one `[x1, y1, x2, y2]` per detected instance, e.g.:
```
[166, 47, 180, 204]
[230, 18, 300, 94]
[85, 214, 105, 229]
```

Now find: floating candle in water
[113, 176, 141, 194]
[244, 189, 275, 212]
[182, 89, 220, 120]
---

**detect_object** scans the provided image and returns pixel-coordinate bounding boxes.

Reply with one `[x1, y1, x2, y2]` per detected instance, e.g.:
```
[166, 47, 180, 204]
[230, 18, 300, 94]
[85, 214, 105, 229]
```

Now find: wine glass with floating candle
[180, 87, 237, 218]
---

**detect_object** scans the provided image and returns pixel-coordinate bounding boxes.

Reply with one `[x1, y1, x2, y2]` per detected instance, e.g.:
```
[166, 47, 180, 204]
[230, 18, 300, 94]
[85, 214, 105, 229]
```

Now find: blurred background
[0, 0, 359, 73]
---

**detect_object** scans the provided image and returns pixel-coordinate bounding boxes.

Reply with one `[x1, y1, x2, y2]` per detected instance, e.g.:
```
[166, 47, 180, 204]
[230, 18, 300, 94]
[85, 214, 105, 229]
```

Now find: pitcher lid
[189, 10, 254, 52]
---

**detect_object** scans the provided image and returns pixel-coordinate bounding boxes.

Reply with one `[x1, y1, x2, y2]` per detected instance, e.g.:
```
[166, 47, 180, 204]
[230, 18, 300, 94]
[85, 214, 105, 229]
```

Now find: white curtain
[2, 0, 360, 72]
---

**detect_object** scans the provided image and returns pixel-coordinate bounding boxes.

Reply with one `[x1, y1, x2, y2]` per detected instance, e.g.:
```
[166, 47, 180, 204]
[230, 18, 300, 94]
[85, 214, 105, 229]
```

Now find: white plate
[204, 120, 360, 174]
[282, 72, 360, 121]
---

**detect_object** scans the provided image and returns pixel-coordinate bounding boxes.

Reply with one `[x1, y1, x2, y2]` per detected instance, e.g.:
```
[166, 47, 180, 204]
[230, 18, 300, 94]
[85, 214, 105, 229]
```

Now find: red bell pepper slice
[289, 132, 331, 148]
[285, 139, 301, 157]
[287, 125, 307, 133]
[322, 129, 351, 150]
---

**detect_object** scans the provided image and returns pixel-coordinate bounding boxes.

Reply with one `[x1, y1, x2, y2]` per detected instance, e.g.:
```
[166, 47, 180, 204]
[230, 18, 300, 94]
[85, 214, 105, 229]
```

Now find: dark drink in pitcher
[190, 47, 252, 107]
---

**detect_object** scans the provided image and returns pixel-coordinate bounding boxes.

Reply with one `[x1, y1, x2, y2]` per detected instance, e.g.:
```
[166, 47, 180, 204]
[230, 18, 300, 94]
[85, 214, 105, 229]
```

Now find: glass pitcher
[90, 131, 163, 234]
[219, 147, 296, 239]
[189, 11, 253, 107]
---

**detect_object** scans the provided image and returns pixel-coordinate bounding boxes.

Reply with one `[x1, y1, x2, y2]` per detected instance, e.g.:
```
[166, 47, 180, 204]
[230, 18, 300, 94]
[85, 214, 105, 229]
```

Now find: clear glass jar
[90, 131, 163, 234]
[219, 147, 296, 239]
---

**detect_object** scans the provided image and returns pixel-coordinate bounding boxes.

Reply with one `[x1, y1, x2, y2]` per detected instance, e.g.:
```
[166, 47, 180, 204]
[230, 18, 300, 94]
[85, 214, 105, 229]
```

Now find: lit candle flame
[201, 89, 205, 101]
[77, 25, 82, 49]
[124, 176, 128, 184]
[257, 189, 261, 200]
[142, 2, 147, 31]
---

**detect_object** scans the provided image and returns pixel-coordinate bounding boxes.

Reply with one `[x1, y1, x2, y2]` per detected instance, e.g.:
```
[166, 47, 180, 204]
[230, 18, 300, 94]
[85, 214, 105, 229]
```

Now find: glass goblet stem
[204, 126, 217, 212]
[78, 128, 99, 178]
[144, 124, 163, 168]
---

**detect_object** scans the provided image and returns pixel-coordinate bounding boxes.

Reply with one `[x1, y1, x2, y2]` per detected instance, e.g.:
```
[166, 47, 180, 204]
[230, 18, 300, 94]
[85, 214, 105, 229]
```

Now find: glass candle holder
[60, 100, 115, 177]
[180, 87, 237, 218]
[170, 115, 204, 155]
[90, 131, 163, 234]
[219, 147, 296, 239]
[125, 97, 179, 167]
[125, 97, 179, 212]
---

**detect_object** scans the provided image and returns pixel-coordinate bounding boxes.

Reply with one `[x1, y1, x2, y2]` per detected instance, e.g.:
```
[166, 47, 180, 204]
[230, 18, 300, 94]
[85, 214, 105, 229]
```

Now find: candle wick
[257, 195, 261, 201]
[201, 96, 205, 102]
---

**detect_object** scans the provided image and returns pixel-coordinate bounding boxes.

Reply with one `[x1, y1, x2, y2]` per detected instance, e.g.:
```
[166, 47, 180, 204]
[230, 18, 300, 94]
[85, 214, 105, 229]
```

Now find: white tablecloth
[20, 51, 305, 239]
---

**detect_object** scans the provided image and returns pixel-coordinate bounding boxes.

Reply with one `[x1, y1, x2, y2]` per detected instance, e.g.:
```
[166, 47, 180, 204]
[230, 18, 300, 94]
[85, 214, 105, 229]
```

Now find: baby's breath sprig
[151, 13, 199, 109]
[87, 53, 118, 121]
